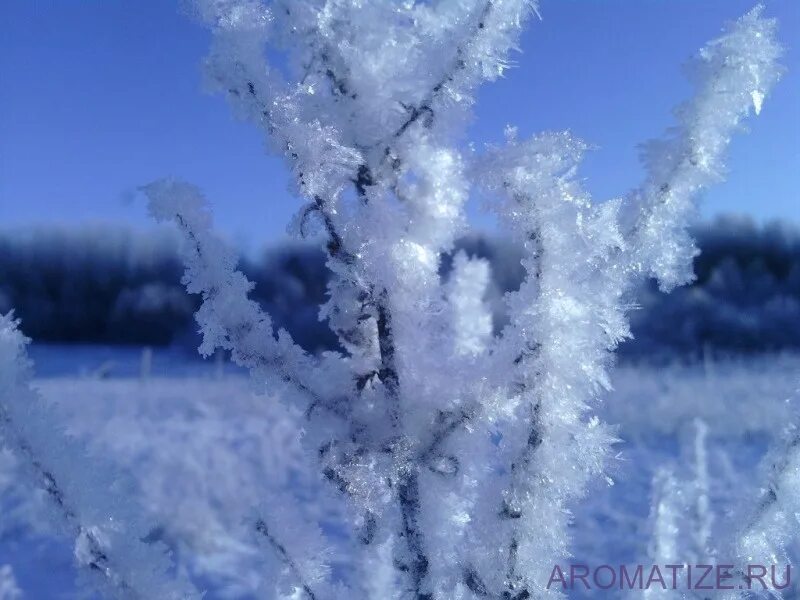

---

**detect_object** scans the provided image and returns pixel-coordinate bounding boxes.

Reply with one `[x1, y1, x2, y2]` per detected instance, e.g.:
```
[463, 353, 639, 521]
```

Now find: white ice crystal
[623, 6, 783, 291]
[0, 6, 789, 583]
[140, 1, 784, 598]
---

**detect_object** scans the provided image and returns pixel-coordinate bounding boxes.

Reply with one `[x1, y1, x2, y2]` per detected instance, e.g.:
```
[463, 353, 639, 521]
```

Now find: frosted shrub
[139, 2, 786, 598]
[0, 2, 786, 599]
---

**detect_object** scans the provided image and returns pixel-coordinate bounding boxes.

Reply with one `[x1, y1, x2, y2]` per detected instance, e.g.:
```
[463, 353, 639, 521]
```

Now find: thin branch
[0, 317, 200, 599]
[254, 519, 319, 600]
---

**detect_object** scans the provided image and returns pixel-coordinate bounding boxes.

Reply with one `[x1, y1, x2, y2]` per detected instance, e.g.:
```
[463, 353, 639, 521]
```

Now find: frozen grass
[0, 349, 797, 598]
[573, 355, 800, 597]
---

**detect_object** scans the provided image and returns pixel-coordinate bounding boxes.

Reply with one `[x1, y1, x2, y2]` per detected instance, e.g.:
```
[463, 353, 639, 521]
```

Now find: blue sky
[1, 0, 798, 251]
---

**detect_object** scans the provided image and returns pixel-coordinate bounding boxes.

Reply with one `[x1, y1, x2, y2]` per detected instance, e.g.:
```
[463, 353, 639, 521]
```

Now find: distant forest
[1, 216, 798, 361]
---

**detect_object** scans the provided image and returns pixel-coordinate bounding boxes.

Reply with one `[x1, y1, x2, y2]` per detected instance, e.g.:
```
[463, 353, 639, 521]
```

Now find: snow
[1, 346, 797, 598]
[0, 318, 201, 600]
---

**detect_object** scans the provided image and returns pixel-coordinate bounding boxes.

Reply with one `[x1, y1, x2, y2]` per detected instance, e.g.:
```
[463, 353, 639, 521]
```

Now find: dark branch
[254, 519, 318, 600]
[0, 408, 136, 593]
[173, 214, 346, 423]
[397, 473, 433, 600]
[378, 1, 494, 154]
[376, 294, 400, 412]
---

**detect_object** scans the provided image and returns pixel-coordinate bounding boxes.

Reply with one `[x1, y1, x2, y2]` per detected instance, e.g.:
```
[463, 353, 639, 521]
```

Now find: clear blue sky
[1, 1, 798, 251]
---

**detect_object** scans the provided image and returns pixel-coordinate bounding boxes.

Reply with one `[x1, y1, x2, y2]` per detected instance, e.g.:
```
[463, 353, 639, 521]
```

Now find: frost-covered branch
[179, 2, 537, 595]
[690, 419, 713, 562]
[469, 131, 623, 595]
[148, 2, 785, 597]
[641, 468, 684, 600]
[0, 313, 200, 600]
[722, 422, 800, 598]
[142, 180, 351, 416]
[623, 5, 782, 291]
[248, 495, 335, 600]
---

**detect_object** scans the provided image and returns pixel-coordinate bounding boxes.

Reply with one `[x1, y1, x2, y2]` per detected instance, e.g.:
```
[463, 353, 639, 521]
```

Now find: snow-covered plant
[0, 313, 200, 600]
[144, 2, 782, 598]
[637, 419, 714, 599]
[642, 468, 683, 600]
[637, 404, 800, 599]
[723, 416, 800, 598]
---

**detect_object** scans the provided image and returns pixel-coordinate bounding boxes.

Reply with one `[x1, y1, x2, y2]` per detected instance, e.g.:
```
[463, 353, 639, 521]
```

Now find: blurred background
[0, 1, 798, 598]
[1, 0, 798, 370]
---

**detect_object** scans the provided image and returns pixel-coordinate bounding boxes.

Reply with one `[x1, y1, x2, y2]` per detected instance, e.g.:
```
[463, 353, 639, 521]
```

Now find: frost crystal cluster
[0, 2, 786, 599]
[141, 2, 784, 598]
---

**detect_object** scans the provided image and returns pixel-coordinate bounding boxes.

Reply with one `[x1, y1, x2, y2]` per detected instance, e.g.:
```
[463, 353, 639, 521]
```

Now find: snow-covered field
[1, 347, 798, 598]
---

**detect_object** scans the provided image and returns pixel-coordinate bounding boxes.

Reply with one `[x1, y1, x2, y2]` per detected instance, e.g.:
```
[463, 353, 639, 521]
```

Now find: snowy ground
[1, 347, 798, 598]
